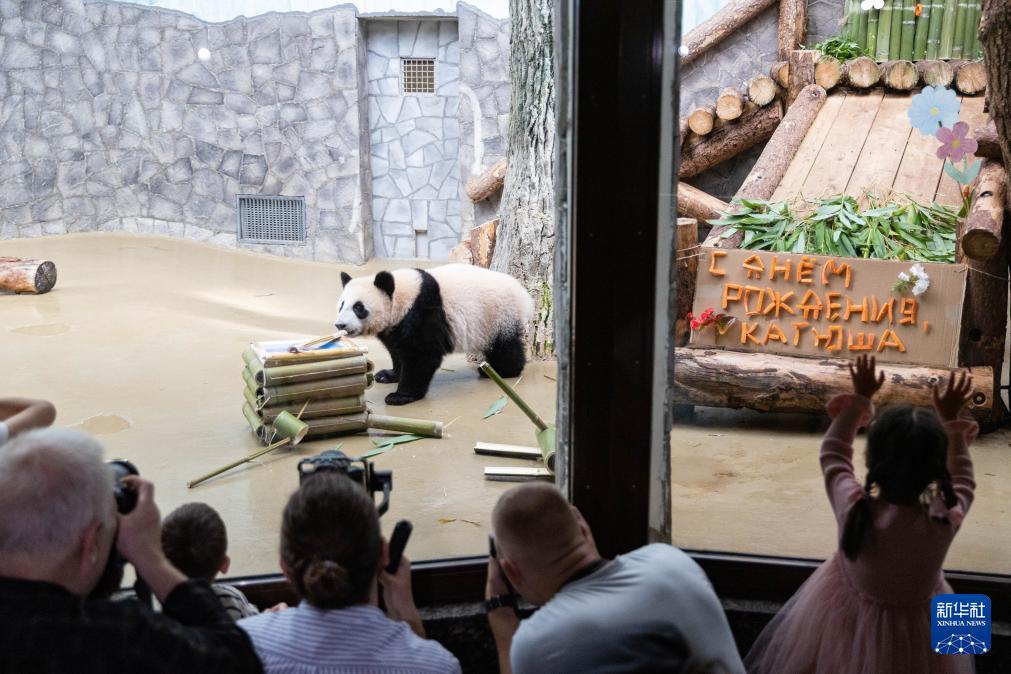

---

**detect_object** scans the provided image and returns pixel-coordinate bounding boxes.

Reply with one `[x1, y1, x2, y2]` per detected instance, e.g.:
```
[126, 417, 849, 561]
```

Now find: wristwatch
[483, 593, 518, 613]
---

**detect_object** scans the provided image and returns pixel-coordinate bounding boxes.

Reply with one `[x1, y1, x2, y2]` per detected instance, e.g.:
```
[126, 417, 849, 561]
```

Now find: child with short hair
[161, 502, 260, 620]
[746, 355, 977, 674]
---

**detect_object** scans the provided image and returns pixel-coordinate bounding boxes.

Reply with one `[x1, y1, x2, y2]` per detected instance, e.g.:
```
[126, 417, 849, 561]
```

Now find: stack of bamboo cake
[241, 337, 376, 442]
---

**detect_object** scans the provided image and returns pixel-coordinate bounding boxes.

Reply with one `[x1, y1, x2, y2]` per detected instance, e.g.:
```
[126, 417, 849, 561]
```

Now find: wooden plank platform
[772, 89, 980, 207]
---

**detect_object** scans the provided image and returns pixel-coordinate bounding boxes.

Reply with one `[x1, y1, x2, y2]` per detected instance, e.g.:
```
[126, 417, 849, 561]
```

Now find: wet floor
[1, 233, 558, 577]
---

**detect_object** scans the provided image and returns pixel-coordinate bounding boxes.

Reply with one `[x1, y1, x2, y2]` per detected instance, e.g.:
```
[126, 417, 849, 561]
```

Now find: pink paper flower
[936, 122, 978, 163]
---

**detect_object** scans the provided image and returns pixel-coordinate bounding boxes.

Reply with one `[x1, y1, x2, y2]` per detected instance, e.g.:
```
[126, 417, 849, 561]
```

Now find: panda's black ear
[374, 271, 395, 298]
[340, 272, 352, 287]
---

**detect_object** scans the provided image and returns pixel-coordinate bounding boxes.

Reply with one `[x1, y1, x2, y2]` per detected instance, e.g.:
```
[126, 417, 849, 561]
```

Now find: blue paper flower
[908, 86, 960, 136]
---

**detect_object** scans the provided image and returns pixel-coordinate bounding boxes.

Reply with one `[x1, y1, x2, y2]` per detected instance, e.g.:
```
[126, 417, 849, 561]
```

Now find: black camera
[297, 450, 393, 516]
[109, 459, 139, 513]
[90, 459, 145, 601]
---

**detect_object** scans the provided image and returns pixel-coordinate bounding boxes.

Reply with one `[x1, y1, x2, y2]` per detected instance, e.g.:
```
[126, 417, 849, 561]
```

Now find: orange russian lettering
[769, 256, 791, 281]
[825, 292, 843, 321]
[822, 259, 852, 288]
[812, 325, 844, 352]
[762, 288, 796, 318]
[871, 296, 894, 324]
[742, 254, 765, 280]
[844, 296, 869, 322]
[722, 283, 743, 310]
[877, 328, 907, 353]
[791, 321, 811, 346]
[743, 286, 765, 317]
[899, 298, 917, 326]
[709, 250, 727, 277]
[847, 331, 875, 351]
[763, 322, 788, 345]
[796, 256, 816, 284]
[798, 289, 824, 320]
[740, 321, 761, 345]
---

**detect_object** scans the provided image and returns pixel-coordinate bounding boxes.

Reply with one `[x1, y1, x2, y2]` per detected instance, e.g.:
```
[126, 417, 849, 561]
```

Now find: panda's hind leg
[481, 328, 526, 378]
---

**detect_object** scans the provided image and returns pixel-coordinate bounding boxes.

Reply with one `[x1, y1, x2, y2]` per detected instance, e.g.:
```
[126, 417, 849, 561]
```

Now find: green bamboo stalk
[243, 385, 258, 410]
[255, 355, 370, 387]
[866, 9, 880, 58]
[938, 0, 958, 58]
[478, 361, 548, 431]
[925, 0, 944, 59]
[854, 5, 869, 52]
[842, 0, 855, 40]
[899, 0, 917, 60]
[877, 2, 894, 60]
[913, 0, 932, 60]
[242, 366, 256, 393]
[367, 413, 444, 438]
[951, 0, 969, 58]
[243, 402, 264, 437]
[302, 413, 369, 438]
[188, 435, 290, 488]
[269, 410, 310, 444]
[260, 373, 372, 405]
[963, 3, 981, 60]
[890, 0, 908, 59]
[259, 395, 367, 422]
[241, 346, 257, 368]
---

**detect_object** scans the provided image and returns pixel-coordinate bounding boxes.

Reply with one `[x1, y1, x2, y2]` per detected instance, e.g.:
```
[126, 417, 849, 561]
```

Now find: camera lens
[108, 459, 139, 514]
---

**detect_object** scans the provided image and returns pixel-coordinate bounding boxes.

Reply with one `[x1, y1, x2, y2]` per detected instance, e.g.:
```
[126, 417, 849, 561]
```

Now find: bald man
[485, 483, 745, 674]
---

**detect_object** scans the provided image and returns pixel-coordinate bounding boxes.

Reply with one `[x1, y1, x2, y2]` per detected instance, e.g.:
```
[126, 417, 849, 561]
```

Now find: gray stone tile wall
[0, 0, 372, 263]
[457, 2, 508, 236]
[365, 18, 461, 259]
[681, 0, 845, 201]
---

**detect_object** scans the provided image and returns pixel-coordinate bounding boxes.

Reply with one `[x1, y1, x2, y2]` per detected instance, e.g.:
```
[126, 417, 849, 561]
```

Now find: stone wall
[0, 0, 371, 262]
[681, 0, 845, 200]
[457, 2, 509, 235]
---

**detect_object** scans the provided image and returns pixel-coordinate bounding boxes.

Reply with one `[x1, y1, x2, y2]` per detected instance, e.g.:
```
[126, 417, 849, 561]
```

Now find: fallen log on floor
[881, 60, 919, 90]
[681, 0, 779, 67]
[787, 49, 818, 107]
[916, 59, 955, 88]
[673, 348, 994, 419]
[464, 159, 507, 202]
[841, 56, 880, 88]
[677, 182, 730, 222]
[706, 85, 827, 248]
[679, 101, 784, 178]
[0, 257, 57, 294]
[961, 160, 1006, 260]
[953, 60, 987, 95]
[675, 218, 698, 346]
[973, 119, 1001, 160]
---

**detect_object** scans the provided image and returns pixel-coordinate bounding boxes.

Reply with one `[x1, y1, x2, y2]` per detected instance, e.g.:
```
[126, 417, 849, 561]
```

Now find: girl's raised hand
[933, 370, 973, 421]
[848, 354, 885, 400]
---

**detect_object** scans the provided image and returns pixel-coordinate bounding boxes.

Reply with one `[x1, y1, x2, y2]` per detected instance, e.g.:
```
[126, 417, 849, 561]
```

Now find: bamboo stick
[962, 2, 980, 60]
[243, 385, 258, 410]
[866, 9, 880, 59]
[241, 347, 257, 369]
[260, 373, 372, 405]
[899, 0, 917, 60]
[889, 0, 905, 59]
[877, 2, 894, 60]
[939, 0, 959, 58]
[257, 344, 364, 368]
[854, 4, 868, 48]
[188, 436, 291, 488]
[913, 0, 932, 60]
[259, 395, 367, 422]
[243, 402, 264, 437]
[367, 413, 444, 439]
[242, 366, 257, 393]
[478, 362, 548, 431]
[951, 0, 969, 58]
[254, 355, 370, 387]
[302, 414, 368, 438]
[926, 0, 944, 59]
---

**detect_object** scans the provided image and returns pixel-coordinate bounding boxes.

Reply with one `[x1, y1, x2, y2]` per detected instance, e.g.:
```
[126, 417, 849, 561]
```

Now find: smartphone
[385, 520, 413, 574]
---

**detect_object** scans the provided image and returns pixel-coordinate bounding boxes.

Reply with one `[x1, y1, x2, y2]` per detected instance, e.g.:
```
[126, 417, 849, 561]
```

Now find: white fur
[335, 265, 534, 352]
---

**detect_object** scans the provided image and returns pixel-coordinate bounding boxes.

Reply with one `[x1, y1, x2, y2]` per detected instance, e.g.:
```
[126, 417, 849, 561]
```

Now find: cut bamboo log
[706, 85, 827, 249]
[953, 60, 987, 95]
[673, 348, 995, 419]
[259, 373, 372, 405]
[258, 395, 367, 422]
[675, 218, 699, 347]
[925, 0, 945, 59]
[770, 61, 790, 89]
[681, 0, 779, 67]
[777, 0, 808, 60]
[880, 60, 919, 90]
[814, 55, 842, 91]
[916, 59, 955, 88]
[687, 105, 716, 136]
[787, 50, 818, 108]
[747, 75, 780, 107]
[913, 0, 933, 60]
[483, 467, 554, 482]
[939, 0, 959, 58]
[973, 120, 1001, 160]
[877, 1, 895, 60]
[252, 355, 370, 387]
[961, 160, 1006, 260]
[368, 413, 443, 438]
[715, 87, 746, 121]
[464, 159, 507, 202]
[679, 101, 784, 178]
[677, 182, 731, 222]
[474, 442, 542, 460]
[842, 56, 881, 89]
[0, 257, 57, 294]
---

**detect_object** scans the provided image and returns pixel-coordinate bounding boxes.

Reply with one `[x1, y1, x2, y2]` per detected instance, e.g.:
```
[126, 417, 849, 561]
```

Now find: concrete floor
[1, 233, 557, 577]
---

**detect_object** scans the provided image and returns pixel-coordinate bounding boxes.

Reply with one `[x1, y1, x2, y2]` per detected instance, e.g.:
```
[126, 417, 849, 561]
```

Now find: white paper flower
[912, 278, 930, 296]
[861, 0, 885, 10]
[897, 271, 910, 282]
[910, 263, 927, 279]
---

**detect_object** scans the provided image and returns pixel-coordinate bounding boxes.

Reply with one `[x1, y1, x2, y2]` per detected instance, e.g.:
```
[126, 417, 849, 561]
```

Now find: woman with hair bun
[239, 473, 461, 673]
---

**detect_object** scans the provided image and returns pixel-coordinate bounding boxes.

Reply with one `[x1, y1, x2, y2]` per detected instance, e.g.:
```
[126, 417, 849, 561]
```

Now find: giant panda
[335, 264, 534, 405]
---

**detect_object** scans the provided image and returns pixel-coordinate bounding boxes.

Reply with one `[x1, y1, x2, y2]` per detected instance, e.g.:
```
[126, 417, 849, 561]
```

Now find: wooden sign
[689, 248, 966, 368]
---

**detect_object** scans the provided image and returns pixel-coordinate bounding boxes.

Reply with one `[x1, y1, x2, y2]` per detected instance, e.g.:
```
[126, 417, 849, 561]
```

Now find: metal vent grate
[401, 58, 436, 94]
[237, 195, 306, 244]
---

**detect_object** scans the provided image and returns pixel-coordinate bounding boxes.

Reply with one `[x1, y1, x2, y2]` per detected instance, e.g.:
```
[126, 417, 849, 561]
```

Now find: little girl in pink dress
[745, 355, 978, 674]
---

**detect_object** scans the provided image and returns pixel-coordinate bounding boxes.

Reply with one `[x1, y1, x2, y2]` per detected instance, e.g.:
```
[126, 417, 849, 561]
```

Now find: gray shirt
[510, 544, 745, 674]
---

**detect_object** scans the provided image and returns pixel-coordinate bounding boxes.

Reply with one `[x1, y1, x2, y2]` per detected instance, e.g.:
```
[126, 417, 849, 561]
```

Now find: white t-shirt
[510, 544, 745, 674]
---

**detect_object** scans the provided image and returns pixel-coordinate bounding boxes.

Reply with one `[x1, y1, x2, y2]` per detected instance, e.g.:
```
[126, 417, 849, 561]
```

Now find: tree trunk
[675, 219, 699, 346]
[953, 59, 987, 95]
[465, 160, 508, 202]
[673, 348, 995, 420]
[842, 56, 880, 88]
[747, 76, 780, 107]
[493, 0, 555, 357]
[881, 60, 919, 90]
[0, 258, 57, 294]
[787, 49, 818, 108]
[679, 102, 784, 178]
[961, 160, 1006, 260]
[916, 59, 955, 88]
[681, 0, 780, 67]
[778, 0, 808, 61]
[980, 1, 1011, 210]
[706, 86, 827, 248]
[677, 183, 731, 222]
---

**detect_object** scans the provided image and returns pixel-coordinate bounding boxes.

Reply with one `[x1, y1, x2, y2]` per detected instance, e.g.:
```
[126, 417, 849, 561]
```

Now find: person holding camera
[0, 428, 263, 673]
[0, 397, 56, 446]
[239, 472, 460, 674]
[485, 482, 745, 674]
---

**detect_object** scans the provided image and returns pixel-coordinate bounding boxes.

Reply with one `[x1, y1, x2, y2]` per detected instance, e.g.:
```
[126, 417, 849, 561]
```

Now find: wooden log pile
[764, 56, 984, 96]
[680, 101, 783, 179]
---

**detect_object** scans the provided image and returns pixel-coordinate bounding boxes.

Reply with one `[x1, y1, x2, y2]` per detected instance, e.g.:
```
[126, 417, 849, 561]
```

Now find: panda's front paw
[375, 369, 400, 384]
[385, 391, 421, 406]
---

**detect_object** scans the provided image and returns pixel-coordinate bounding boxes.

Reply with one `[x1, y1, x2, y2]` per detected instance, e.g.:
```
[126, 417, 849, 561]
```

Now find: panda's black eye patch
[353, 301, 368, 319]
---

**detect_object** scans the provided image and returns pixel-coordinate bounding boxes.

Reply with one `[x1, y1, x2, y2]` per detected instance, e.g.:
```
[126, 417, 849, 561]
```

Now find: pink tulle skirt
[745, 555, 975, 674]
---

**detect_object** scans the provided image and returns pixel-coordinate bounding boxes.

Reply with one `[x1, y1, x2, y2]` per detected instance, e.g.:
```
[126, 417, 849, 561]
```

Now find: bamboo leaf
[370, 434, 423, 447]
[483, 396, 508, 419]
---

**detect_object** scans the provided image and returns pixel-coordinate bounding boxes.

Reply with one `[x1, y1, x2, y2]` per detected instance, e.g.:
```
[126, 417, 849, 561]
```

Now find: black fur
[377, 269, 454, 405]
[374, 271, 395, 299]
[340, 272, 352, 286]
[480, 327, 526, 378]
